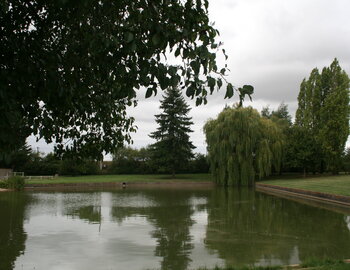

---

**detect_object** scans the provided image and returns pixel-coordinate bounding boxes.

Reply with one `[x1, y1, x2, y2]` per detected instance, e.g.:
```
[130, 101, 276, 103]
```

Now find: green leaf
[186, 85, 195, 97]
[242, 85, 254, 95]
[190, 61, 200, 75]
[145, 88, 153, 98]
[152, 33, 161, 46]
[217, 78, 222, 89]
[175, 47, 181, 57]
[208, 77, 215, 93]
[130, 41, 137, 51]
[124, 32, 134, 43]
[225, 83, 234, 99]
[207, 77, 215, 88]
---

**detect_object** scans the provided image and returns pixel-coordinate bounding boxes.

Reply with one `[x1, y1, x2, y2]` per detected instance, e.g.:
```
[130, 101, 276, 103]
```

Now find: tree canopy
[295, 58, 349, 173]
[149, 86, 195, 176]
[261, 103, 292, 172]
[0, 0, 253, 159]
[204, 106, 284, 186]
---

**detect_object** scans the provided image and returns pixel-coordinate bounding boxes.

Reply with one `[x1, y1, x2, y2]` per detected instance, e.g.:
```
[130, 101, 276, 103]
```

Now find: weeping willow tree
[204, 106, 284, 186]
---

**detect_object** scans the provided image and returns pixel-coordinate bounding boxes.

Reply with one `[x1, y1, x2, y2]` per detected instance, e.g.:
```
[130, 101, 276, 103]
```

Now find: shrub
[0, 180, 8, 189]
[5, 176, 25, 191]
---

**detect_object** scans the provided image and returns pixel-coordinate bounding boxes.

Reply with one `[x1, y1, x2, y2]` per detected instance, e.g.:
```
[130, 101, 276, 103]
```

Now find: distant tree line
[205, 59, 350, 185]
[0, 145, 209, 176]
[2, 60, 348, 180]
[108, 146, 208, 175]
[0, 144, 100, 176]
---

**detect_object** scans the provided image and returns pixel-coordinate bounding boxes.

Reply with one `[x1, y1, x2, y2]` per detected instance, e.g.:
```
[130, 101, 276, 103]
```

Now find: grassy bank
[25, 173, 212, 185]
[260, 175, 350, 196]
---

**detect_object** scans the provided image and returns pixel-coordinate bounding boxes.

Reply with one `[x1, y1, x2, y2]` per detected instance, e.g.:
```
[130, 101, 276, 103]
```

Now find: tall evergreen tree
[149, 87, 195, 176]
[295, 59, 350, 174]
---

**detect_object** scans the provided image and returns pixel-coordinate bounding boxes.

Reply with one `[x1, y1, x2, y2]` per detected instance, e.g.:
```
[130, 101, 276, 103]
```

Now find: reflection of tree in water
[111, 189, 208, 270]
[63, 192, 102, 224]
[148, 191, 195, 270]
[205, 188, 350, 267]
[0, 192, 29, 270]
[70, 205, 101, 224]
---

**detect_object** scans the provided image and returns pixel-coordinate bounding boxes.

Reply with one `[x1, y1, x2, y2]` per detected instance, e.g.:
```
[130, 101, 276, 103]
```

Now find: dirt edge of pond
[256, 183, 350, 207]
[24, 181, 215, 190]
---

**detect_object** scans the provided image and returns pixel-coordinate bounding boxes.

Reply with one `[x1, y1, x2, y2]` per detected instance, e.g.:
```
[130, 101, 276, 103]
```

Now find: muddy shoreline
[24, 181, 215, 191]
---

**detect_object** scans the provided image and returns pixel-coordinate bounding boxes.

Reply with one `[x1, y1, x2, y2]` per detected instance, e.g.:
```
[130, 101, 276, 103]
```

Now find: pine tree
[149, 87, 195, 176]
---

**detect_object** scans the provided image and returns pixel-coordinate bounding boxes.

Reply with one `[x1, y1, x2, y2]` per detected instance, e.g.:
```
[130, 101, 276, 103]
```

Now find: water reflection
[0, 192, 29, 270]
[205, 188, 350, 267]
[111, 190, 198, 270]
[64, 192, 102, 224]
[0, 187, 349, 270]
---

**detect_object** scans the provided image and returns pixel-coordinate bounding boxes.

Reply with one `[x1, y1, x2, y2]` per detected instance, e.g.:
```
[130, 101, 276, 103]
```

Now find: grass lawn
[25, 173, 212, 185]
[260, 174, 350, 197]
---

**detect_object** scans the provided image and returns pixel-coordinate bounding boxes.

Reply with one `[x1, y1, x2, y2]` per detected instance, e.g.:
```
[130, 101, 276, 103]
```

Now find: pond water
[1, 187, 350, 270]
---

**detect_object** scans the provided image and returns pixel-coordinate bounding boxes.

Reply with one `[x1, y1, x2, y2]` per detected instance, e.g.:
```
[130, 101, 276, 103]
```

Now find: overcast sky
[28, 0, 350, 159]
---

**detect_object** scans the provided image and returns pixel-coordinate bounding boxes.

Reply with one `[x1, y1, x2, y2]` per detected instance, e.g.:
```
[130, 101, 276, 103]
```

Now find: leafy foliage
[149, 87, 195, 175]
[204, 106, 284, 186]
[261, 103, 292, 172]
[4, 176, 25, 191]
[0, 181, 7, 189]
[109, 146, 153, 174]
[188, 153, 209, 173]
[295, 59, 350, 173]
[59, 158, 99, 176]
[109, 146, 209, 174]
[283, 126, 319, 175]
[341, 147, 350, 173]
[0, 0, 253, 159]
[0, 141, 31, 169]
[261, 103, 292, 128]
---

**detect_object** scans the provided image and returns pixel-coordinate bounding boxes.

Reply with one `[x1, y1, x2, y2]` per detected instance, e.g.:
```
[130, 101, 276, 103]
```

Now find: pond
[1, 187, 350, 270]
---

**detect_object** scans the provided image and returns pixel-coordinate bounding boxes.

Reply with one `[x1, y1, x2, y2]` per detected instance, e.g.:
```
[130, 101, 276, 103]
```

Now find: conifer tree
[149, 87, 195, 176]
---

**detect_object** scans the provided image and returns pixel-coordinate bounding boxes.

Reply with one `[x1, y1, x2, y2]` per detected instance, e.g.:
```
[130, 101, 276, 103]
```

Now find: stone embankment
[256, 183, 350, 207]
